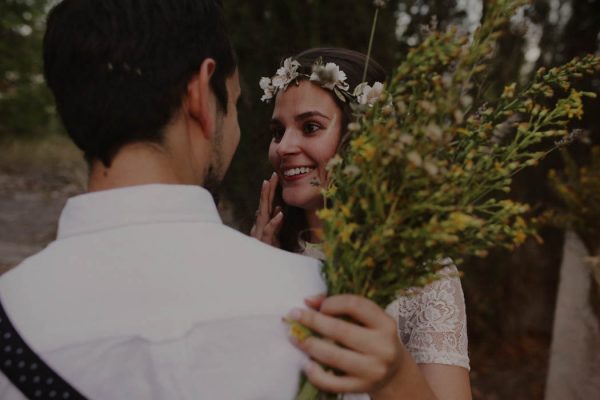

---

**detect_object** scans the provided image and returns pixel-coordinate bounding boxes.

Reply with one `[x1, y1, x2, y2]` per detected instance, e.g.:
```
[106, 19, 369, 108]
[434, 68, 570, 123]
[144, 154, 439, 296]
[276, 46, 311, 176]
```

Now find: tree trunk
[545, 230, 600, 399]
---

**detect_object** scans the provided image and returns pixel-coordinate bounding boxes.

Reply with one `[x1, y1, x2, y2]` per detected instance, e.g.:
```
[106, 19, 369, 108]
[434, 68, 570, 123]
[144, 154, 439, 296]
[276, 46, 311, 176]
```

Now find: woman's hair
[273, 48, 388, 252]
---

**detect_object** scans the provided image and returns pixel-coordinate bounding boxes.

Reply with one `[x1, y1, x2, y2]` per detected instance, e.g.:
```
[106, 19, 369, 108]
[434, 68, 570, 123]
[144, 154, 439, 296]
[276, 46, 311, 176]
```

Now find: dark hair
[274, 48, 388, 252]
[43, 0, 237, 165]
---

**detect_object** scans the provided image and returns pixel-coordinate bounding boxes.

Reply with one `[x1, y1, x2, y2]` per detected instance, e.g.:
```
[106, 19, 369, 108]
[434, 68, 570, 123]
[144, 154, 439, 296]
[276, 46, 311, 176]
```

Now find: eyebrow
[270, 111, 330, 124]
[296, 111, 330, 121]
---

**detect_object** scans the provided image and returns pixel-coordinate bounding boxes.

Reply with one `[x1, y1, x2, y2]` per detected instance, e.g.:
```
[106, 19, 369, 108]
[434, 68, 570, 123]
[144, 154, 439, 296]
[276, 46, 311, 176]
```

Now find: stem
[296, 380, 320, 400]
[362, 8, 379, 83]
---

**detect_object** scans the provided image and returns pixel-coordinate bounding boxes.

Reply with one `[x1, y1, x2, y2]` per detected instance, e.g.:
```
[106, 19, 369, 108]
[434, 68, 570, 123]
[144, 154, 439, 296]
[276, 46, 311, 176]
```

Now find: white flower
[271, 75, 286, 89]
[373, 0, 388, 7]
[343, 165, 361, 178]
[310, 62, 350, 91]
[354, 81, 385, 106]
[407, 151, 423, 167]
[424, 159, 439, 176]
[274, 57, 300, 90]
[259, 58, 301, 102]
[259, 77, 275, 102]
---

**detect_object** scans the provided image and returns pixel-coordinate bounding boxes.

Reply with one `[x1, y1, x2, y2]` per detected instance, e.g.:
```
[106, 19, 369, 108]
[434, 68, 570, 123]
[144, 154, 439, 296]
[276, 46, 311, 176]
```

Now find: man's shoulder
[210, 224, 322, 270]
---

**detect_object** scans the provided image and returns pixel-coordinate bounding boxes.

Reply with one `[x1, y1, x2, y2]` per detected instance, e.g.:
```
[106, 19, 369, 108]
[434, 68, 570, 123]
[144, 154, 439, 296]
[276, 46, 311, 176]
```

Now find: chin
[282, 187, 322, 211]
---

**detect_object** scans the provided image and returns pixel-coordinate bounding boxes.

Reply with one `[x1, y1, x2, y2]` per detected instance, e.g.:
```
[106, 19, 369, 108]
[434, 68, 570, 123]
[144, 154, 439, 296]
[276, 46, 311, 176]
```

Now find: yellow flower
[341, 205, 352, 218]
[326, 185, 338, 197]
[515, 216, 526, 228]
[351, 136, 367, 150]
[317, 208, 334, 220]
[361, 143, 377, 161]
[383, 228, 395, 237]
[502, 83, 516, 99]
[364, 257, 376, 269]
[514, 230, 527, 245]
[340, 223, 358, 243]
[286, 320, 312, 342]
[448, 212, 483, 230]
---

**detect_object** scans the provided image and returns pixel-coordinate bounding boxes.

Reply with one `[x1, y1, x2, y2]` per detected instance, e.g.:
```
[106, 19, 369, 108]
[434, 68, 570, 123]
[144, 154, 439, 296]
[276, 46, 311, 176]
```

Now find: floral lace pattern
[384, 261, 470, 369]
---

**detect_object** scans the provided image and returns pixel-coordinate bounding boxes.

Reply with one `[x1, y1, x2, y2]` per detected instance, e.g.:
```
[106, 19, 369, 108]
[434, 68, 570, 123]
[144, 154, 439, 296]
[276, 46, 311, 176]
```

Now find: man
[0, 0, 325, 398]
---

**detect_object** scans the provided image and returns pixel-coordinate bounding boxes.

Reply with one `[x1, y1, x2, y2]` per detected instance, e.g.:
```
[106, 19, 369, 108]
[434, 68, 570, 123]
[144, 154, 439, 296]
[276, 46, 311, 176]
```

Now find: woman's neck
[305, 209, 324, 243]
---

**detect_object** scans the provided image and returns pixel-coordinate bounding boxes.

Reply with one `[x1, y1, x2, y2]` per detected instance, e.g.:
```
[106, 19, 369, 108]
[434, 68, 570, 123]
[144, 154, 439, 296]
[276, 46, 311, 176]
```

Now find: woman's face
[269, 80, 342, 211]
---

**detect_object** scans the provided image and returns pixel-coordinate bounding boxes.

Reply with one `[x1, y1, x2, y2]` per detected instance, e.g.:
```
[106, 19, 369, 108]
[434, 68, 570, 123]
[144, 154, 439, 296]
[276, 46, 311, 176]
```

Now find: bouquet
[294, 0, 600, 398]
[318, 0, 599, 307]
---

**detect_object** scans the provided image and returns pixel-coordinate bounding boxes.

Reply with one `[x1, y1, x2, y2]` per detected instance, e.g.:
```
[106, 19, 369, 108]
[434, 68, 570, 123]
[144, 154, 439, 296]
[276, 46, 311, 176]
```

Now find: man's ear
[187, 58, 217, 140]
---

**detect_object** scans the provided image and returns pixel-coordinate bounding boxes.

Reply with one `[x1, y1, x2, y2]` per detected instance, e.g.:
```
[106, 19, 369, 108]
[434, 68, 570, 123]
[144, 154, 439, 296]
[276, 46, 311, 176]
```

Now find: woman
[252, 48, 471, 399]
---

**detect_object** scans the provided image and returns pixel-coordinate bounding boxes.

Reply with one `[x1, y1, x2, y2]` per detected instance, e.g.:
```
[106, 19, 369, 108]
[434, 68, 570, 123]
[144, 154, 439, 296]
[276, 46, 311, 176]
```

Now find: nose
[275, 129, 301, 157]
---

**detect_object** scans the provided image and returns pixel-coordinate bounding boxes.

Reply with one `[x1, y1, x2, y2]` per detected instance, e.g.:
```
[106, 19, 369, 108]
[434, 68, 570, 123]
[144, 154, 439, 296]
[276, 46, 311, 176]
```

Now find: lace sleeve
[385, 261, 470, 370]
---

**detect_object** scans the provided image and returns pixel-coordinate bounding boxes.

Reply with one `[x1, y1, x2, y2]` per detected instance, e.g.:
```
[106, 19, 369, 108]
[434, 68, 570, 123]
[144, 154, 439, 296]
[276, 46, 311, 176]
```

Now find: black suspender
[0, 299, 87, 399]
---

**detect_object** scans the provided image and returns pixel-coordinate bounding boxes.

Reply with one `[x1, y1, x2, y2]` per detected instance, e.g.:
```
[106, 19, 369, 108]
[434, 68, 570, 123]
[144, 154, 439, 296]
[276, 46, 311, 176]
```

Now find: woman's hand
[250, 172, 283, 247]
[287, 294, 436, 399]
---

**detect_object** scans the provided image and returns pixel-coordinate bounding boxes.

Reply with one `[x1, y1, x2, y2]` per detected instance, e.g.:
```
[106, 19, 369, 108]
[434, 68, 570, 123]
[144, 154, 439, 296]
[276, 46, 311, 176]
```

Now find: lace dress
[301, 243, 469, 399]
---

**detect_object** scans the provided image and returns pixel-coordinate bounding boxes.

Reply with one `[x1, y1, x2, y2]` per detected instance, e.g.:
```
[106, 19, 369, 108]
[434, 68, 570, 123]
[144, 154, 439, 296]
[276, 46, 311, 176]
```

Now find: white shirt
[0, 184, 326, 399]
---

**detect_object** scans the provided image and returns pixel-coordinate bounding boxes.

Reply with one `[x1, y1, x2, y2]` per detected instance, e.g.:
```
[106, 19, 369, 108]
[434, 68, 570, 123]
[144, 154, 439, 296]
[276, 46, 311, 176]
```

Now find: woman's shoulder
[386, 259, 464, 316]
[385, 258, 470, 369]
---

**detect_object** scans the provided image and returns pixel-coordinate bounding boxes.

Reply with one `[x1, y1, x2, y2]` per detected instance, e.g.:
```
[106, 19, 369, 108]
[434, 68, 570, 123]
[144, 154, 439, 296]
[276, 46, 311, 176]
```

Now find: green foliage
[317, 0, 600, 307]
[0, 0, 57, 139]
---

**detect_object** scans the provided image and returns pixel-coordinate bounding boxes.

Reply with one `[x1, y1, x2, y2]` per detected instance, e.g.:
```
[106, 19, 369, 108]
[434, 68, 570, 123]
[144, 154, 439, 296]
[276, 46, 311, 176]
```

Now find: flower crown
[259, 57, 384, 108]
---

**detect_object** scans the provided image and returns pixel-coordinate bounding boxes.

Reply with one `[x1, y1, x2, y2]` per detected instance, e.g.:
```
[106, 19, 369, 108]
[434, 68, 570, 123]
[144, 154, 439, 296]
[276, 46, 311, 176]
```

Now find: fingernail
[305, 294, 324, 302]
[271, 172, 277, 178]
[276, 211, 284, 219]
[262, 180, 268, 187]
[288, 334, 300, 347]
[303, 361, 315, 374]
[287, 308, 302, 321]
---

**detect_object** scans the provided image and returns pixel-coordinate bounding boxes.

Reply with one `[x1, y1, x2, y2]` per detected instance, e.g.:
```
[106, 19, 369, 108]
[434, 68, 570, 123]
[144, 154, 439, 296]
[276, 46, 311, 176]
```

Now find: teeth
[284, 167, 314, 177]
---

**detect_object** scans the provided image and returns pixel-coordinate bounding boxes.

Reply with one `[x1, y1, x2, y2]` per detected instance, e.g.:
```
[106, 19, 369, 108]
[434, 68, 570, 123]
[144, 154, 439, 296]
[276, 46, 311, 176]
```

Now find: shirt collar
[57, 184, 222, 239]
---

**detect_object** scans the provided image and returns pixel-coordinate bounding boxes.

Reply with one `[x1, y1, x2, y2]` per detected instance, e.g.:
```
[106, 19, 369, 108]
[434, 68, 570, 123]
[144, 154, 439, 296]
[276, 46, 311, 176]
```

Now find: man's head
[43, 0, 239, 184]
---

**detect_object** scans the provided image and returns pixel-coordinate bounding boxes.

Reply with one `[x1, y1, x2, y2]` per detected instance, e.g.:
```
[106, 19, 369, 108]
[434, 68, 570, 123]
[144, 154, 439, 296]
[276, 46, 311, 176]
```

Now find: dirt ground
[0, 136, 551, 398]
[0, 136, 86, 274]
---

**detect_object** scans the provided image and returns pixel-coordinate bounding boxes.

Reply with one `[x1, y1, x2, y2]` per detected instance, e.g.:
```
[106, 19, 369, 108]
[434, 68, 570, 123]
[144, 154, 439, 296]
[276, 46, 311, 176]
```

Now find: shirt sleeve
[385, 261, 470, 370]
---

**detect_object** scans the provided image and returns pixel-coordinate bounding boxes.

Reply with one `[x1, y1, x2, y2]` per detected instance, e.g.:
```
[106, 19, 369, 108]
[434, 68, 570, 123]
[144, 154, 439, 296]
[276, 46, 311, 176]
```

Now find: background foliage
[1, 1, 599, 398]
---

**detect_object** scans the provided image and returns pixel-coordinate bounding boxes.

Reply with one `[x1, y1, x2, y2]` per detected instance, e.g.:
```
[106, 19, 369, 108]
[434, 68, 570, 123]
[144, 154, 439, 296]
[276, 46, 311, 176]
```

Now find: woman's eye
[303, 122, 321, 134]
[270, 125, 285, 142]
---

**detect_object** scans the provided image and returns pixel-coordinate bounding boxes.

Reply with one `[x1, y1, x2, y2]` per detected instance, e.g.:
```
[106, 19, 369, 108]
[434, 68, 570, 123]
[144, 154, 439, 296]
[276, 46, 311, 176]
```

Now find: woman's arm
[419, 364, 471, 400]
[386, 262, 472, 400]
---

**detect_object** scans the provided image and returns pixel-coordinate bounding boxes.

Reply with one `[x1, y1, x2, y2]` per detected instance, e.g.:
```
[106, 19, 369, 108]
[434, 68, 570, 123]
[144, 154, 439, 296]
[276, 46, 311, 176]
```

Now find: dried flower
[275, 57, 300, 90]
[354, 81, 385, 106]
[259, 77, 275, 102]
[310, 62, 350, 91]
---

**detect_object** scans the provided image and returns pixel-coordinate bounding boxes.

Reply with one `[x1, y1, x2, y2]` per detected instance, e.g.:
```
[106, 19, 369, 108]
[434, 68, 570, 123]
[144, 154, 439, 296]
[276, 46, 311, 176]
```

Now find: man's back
[0, 185, 325, 399]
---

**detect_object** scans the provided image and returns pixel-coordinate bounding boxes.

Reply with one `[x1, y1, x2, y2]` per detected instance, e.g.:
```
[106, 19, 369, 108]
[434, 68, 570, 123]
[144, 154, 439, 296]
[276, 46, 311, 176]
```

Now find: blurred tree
[0, 0, 57, 139]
